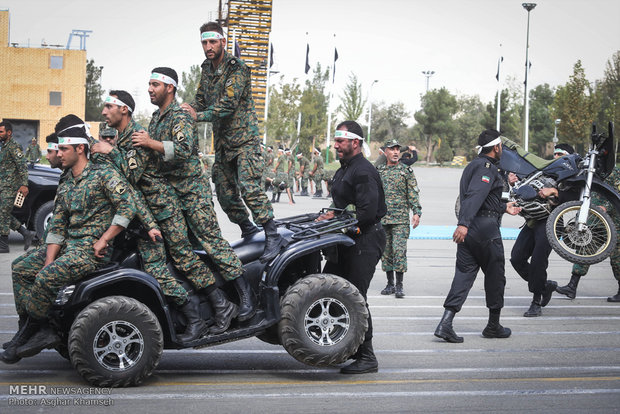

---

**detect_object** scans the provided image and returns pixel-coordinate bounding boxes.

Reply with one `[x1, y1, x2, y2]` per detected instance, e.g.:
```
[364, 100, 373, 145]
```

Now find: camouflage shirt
[191, 51, 260, 161]
[311, 154, 324, 176]
[265, 151, 275, 168]
[46, 162, 137, 244]
[274, 154, 288, 173]
[377, 162, 422, 225]
[298, 156, 310, 176]
[593, 166, 620, 216]
[0, 138, 28, 190]
[25, 142, 41, 162]
[149, 100, 212, 209]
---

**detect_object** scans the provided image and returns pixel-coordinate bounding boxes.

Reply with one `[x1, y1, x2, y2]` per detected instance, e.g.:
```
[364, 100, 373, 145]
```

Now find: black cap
[554, 143, 575, 155]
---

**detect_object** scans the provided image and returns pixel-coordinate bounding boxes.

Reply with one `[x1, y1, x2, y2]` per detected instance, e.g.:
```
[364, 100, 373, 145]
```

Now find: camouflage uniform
[297, 155, 310, 193]
[262, 149, 275, 191]
[25, 141, 41, 163]
[377, 161, 422, 273]
[286, 152, 296, 189]
[150, 100, 244, 283]
[22, 162, 137, 319]
[191, 50, 273, 225]
[0, 138, 28, 236]
[311, 153, 324, 193]
[571, 167, 620, 281]
[274, 153, 289, 190]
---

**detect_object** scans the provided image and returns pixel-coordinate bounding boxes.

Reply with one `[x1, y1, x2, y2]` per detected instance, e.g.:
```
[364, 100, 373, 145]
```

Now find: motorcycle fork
[577, 151, 597, 228]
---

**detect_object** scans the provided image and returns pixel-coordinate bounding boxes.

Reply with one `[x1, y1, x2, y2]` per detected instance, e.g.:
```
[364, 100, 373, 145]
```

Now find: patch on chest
[128, 158, 138, 170]
[481, 175, 490, 183]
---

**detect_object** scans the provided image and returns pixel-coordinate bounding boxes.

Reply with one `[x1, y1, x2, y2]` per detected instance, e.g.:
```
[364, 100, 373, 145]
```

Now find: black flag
[304, 43, 310, 74]
[234, 40, 241, 58]
[333, 48, 338, 83]
[495, 56, 503, 81]
[270, 43, 274, 68]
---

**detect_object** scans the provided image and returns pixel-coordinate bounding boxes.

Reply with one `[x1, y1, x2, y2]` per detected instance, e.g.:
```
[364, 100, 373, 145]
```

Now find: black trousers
[323, 226, 386, 342]
[510, 219, 552, 295]
[444, 217, 506, 312]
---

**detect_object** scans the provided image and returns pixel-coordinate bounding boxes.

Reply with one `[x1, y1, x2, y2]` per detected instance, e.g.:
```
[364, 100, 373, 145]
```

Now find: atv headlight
[54, 285, 75, 305]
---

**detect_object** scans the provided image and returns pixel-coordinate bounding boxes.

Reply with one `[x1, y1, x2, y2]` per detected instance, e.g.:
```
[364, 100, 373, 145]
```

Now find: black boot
[482, 309, 511, 338]
[271, 191, 277, 203]
[380, 271, 395, 295]
[208, 289, 239, 335]
[239, 218, 260, 239]
[16, 321, 60, 358]
[177, 295, 209, 343]
[340, 339, 378, 374]
[434, 309, 463, 343]
[3, 314, 27, 349]
[276, 191, 281, 203]
[233, 276, 256, 322]
[523, 300, 542, 317]
[0, 235, 9, 253]
[260, 219, 285, 263]
[300, 189, 309, 196]
[395, 272, 405, 298]
[0, 317, 40, 364]
[608, 281, 620, 303]
[556, 274, 581, 299]
[17, 225, 36, 250]
[540, 280, 557, 307]
[313, 190, 323, 198]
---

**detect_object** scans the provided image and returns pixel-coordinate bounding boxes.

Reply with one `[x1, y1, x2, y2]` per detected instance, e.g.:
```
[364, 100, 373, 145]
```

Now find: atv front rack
[276, 208, 358, 241]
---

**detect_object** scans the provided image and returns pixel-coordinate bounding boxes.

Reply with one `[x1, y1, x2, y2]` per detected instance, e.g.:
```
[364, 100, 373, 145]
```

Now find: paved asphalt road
[0, 166, 619, 413]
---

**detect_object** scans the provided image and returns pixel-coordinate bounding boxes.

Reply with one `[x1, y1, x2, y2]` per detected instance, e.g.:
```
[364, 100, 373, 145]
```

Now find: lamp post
[422, 70, 435, 92]
[522, 2, 536, 151]
[367, 79, 378, 144]
[553, 118, 561, 144]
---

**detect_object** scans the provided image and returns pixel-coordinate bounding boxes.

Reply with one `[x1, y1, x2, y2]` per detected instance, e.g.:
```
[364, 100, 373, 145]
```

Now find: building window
[49, 91, 62, 106]
[50, 56, 63, 69]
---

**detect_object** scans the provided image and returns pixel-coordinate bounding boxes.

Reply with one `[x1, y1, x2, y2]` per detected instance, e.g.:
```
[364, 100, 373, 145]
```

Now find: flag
[234, 40, 241, 58]
[304, 43, 310, 74]
[270, 43, 274, 68]
[495, 56, 503, 81]
[332, 47, 338, 83]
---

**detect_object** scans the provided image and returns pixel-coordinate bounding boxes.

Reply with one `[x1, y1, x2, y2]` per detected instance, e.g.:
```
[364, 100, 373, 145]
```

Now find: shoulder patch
[115, 183, 127, 194]
[485, 162, 491, 168]
[106, 178, 120, 191]
[230, 59, 237, 65]
[126, 149, 136, 158]
[225, 79, 233, 87]
[176, 131, 186, 142]
[172, 124, 182, 134]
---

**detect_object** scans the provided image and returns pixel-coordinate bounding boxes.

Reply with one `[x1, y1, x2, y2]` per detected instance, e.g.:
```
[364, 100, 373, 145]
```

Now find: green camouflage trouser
[313, 173, 323, 192]
[571, 212, 620, 281]
[213, 149, 273, 225]
[22, 238, 108, 320]
[0, 189, 22, 236]
[381, 223, 410, 273]
[300, 173, 309, 192]
[138, 236, 188, 306]
[12, 244, 46, 317]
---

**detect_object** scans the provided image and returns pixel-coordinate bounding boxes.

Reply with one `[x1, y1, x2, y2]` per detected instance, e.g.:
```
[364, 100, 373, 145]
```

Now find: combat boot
[300, 189, 309, 196]
[239, 218, 260, 239]
[556, 274, 581, 299]
[540, 280, 557, 307]
[177, 295, 209, 343]
[208, 289, 239, 335]
[0, 318, 41, 364]
[608, 281, 620, 303]
[271, 191, 277, 203]
[276, 191, 281, 203]
[524, 294, 542, 317]
[233, 276, 256, 322]
[482, 309, 511, 338]
[380, 271, 395, 295]
[313, 190, 323, 198]
[340, 339, 378, 374]
[434, 309, 463, 343]
[17, 225, 36, 250]
[0, 235, 9, 253]
[16, 321, 60, 358]
[3, 314, 26, 349]
[260, 219, 285, 263]
[395, 272, 405, 298]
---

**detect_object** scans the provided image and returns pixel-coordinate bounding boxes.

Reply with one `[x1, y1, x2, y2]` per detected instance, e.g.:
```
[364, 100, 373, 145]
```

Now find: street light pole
[522, 2, 536, 151]
[421, 70, 435, 92]
[367, 79, 378, 144]
[553, 118, 561, 144]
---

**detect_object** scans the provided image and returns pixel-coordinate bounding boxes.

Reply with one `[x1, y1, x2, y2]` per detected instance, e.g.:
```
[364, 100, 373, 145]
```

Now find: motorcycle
[499, 122, 619, 265]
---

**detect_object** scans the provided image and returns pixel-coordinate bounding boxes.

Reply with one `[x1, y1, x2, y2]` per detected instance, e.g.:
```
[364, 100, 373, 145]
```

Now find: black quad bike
[500, 122, 619, 265]
[48, 210, 368, 387]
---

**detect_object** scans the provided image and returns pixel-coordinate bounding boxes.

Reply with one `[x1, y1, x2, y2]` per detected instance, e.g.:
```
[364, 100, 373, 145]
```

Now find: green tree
[177, 64, 202, 104]
[265, 76, 302, 147]
[435, 140, 453, 165]
[528, 83, 556, 157]
[85, 59, 104, 121]
[596, 51, 620, 133]
[371, 101, 409, 144]
[552, 60, 599, 149]
[451, 95, 486, 159]
[337, 73, 366, 122]
[299, 63, 329, 152]
[414, 88, 458, 163]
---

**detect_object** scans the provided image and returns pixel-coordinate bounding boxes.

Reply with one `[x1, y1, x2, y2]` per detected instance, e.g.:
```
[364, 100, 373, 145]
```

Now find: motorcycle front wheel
[546, 200, 617, 265]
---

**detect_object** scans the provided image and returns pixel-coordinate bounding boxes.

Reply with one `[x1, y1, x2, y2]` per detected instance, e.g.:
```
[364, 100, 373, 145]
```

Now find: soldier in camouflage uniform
[296, 151, 310, 196]
[272, 147, 294, 204]
[263, 145, 275, 192]
[377, 139, 422, 298]
[99, 122, 117, 146]
[24, 137, 41, 164]
[0, 121, 36, 253]
[285, 148, 297, 195]
[181, 21, 283, 263]
[556, 166, 620, 302]
[136, 69, 255, 331]
[1, 122, 138, 363]
[310, 147, 324, 197]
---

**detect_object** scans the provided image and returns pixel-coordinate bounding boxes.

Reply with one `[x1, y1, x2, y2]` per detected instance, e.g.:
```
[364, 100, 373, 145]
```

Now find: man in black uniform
[317, 120, 386, 374]
[434, 129, 521, 343]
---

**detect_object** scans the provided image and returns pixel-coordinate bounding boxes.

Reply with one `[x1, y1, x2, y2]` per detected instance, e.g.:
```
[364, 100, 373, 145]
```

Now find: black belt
[476, 210, 500, 218]
[359, 222, 383, 234]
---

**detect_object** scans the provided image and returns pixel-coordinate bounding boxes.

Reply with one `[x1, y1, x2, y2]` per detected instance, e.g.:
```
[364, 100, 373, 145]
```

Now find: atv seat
[229, 228, 293, 264]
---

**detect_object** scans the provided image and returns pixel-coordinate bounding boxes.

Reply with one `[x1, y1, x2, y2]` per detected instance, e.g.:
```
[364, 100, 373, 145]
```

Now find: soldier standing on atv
[317, 120, 386, 374]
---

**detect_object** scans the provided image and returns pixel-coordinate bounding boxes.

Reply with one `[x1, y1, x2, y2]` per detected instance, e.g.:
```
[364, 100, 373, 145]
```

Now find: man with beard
[317, 120, 386, 374]
[180, 21, 283, 263]
[434, 129, 521, 343]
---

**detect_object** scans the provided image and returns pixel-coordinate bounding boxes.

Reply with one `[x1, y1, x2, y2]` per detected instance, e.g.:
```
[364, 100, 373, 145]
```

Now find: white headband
[47, 142, 58, 150]
[476, 137, 502, 154]
[201, 31, 225, 41]
[150, 72, 178, 88]
[334, 129, 371, 157]
[58, 136, 89, 146]
[104, 96, 133, 112]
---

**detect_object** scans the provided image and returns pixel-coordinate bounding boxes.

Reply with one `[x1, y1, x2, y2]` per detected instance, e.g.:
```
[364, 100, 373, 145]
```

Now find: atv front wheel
[279, 274, 368, 366]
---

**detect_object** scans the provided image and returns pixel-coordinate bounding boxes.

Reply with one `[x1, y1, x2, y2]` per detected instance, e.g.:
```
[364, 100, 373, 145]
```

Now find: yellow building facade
[0, 10, 96, 152]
